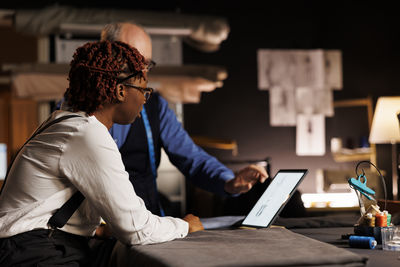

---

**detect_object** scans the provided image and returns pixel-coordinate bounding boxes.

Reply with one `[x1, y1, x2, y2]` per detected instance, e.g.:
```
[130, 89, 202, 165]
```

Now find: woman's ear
[116, 84, 126, 102]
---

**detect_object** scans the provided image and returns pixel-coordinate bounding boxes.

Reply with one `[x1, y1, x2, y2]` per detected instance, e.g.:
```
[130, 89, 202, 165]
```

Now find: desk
[109, 215, 400, 267]
[292, 227, 400, 267]
[276, 215, 400, 266]
[110, 226, 367, 267]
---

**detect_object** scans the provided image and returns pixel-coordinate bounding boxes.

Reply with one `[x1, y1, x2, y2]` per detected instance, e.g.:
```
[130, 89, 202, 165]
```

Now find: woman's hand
[183, 214, 204, 233]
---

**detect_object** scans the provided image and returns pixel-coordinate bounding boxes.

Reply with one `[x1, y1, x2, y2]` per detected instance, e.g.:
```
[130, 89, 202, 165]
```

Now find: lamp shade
[369, 96, 400, 144]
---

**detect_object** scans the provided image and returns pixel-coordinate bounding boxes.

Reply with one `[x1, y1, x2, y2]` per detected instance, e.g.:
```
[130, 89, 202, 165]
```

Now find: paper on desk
[200, 216, 245, 230]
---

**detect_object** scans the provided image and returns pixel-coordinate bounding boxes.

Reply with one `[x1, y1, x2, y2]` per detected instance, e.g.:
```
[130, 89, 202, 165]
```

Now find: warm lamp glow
[369, 96, 400, 144]
[369, 96, 400, 200]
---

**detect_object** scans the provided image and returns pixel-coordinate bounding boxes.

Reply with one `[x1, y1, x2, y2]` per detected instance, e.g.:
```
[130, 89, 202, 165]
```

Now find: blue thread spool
[349, 235, 377, 249]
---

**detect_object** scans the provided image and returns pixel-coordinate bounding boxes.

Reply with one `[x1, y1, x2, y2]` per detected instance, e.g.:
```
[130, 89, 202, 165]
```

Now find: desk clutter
[346, 161, 400, 251]
[350, 204, 398, 250]
[350, 205, 400, 251]
[349, 236, 377, 249]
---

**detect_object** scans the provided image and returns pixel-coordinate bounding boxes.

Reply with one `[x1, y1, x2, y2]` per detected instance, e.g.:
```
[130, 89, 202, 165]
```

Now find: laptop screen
[241, 169, 308, 228]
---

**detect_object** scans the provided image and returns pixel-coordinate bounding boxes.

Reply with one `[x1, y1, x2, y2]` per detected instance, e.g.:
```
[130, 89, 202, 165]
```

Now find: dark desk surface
[109, 215, 400, 267]
[291, 227, 400, 267]
[110, 226, 366, 267]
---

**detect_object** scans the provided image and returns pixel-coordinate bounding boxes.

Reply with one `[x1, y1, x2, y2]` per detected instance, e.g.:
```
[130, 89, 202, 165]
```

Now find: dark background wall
[180, 2, 399, 196]
[1, 1, 399, 197]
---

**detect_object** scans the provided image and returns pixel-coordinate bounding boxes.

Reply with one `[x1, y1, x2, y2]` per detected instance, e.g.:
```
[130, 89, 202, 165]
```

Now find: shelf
[332, 97, 377, 165]
[306, 207, 359, 213]
[1, 63, 228, 103]
[333, 153, 372, 162]
[191, 136, 238, 156]
[332, 148, 373, 162]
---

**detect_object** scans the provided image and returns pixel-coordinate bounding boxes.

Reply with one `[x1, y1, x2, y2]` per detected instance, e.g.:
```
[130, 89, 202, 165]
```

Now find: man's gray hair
[101, 23, 123, 41]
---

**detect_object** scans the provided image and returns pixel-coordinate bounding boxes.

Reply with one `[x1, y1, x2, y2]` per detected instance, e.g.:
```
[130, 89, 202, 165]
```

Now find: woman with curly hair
[0, 40, 202, 266]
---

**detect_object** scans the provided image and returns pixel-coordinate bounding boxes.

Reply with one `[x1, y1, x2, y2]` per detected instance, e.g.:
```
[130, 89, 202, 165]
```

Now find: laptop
[201, 169, 308, 229]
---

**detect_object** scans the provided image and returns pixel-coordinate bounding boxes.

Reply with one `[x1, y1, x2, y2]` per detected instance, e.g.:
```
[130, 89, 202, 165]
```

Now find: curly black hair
[64, 40, 146, 114]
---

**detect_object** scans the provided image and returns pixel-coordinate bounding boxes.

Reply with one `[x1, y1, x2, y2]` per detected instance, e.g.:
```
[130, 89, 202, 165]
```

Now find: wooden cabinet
[0, 87, 38, 164]
[0, 25, 40, 168]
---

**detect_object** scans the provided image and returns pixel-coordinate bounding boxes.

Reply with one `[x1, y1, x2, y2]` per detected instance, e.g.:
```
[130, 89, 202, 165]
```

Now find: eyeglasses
[122, 83, 153, 101]
[145, 60, 156, 72]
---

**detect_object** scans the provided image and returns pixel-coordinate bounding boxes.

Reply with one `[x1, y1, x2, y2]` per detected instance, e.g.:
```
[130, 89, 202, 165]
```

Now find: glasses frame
[122, 83, 153, 101]
[145, 60, 156, 72]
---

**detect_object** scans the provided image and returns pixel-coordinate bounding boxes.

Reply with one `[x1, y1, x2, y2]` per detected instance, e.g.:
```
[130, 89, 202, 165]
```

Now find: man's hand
[183, 214, 204, 233]
[224, 164, 268, 195]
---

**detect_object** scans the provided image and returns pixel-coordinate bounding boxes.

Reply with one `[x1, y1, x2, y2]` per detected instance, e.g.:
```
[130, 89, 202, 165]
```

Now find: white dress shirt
[0, 110, 188, 245]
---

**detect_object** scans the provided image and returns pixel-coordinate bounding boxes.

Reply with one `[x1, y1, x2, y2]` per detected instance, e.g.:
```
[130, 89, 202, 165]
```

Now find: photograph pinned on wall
[296, 114, 325, 156]
[257, 49, 326, 90]
[324, 50, 342, 90]
[295, 87, 334, 117]
[257, 50, 295, 90]
[292, 50, 325, 89]
[269, 86, 296, 126]
[258, 49, 342, 127]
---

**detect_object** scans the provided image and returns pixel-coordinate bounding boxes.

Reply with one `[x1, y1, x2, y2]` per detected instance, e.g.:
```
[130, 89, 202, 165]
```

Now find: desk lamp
[369, 96, 400, 200]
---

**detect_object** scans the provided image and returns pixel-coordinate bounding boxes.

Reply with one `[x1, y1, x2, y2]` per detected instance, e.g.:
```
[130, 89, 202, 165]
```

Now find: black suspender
[0, 114, 86, 230]
[47, 190, 85, 229]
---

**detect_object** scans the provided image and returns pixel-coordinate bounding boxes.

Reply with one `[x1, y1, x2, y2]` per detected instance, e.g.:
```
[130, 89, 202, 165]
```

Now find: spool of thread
[387, 213, 392, 226]
[364, 213, 375, 227]
[383, 210, 392, 226]
[365, 204, 380, 216]
[376, 212, 387, 227]
[349, 236, 377, 249]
